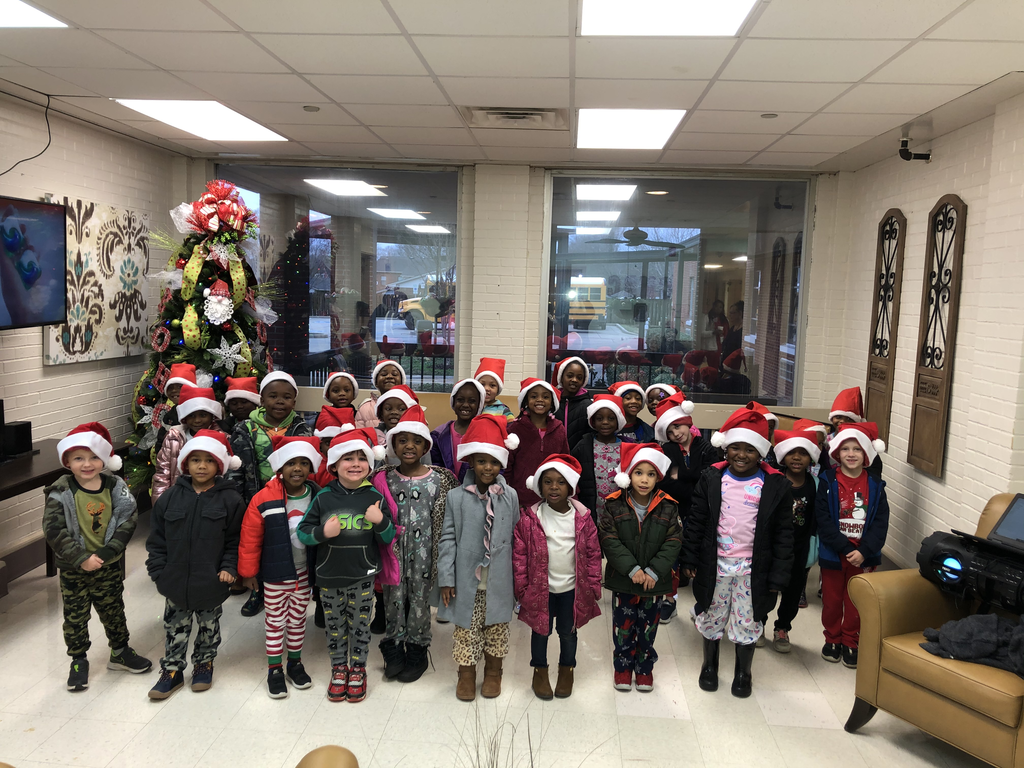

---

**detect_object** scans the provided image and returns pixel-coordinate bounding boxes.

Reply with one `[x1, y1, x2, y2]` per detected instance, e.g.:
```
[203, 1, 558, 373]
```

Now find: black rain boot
[370, 591, 386, 635]
[397, 642, 430, 683]
[379, 638, 406, 680]
[698, 637, 720, 692]
[731, 642, 756, 698]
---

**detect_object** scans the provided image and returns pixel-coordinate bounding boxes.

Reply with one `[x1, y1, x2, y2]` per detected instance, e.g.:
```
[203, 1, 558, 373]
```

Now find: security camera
[899, 138, 931, 162]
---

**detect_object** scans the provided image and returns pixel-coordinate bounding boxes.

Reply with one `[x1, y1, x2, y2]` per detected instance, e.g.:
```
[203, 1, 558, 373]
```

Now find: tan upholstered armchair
[847, 493, 1024, 768]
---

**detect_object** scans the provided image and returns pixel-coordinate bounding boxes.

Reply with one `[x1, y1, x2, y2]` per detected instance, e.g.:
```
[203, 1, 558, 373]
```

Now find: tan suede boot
[532, 666, 553, 700]
[481, 653, 503, 698]
[554, 665, 574, 698]
[456, 665, 477, 701]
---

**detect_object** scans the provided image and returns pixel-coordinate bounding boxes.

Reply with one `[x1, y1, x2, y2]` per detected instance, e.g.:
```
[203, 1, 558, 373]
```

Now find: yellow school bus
[568, 277, 607, 330]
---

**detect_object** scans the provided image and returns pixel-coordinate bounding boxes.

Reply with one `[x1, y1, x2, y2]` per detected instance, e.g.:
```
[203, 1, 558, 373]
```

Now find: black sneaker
[191, 661, 214, 691]
[798, 590, 808, 609]
[241, 589, 264, 617]
[397, 642, 430, 684]
[148, 668, 184, 700]
[286, 659, 312, 689]
[842, 646, 858, 669]
[267, 667, 288, 699]
[821, 643, 842, 663]
[659, 601, 677, 624]
[67, 657, 89, 692]
[108, 647, 153, 674]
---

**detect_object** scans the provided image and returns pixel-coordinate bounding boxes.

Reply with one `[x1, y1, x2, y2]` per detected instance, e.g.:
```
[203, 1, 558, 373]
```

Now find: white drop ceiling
[0, 0, 1022, 172]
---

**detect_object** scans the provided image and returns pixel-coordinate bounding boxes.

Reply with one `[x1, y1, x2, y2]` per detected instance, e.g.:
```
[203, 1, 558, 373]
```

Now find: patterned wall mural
[43, 197, 150, 364]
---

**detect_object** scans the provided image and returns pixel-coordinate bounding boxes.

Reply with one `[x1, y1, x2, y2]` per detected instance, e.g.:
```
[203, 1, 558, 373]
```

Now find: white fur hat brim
[450, 378, 487, 416]
[456, 441, 508, 469]
[322, 372, 360, 403]
[586, 400, 626, 432]
[828, 431, 885, 466]
[517, 381, 560, 412]
[557, 356, 590, 388]
[653, 403, 695, 443]
[176, 396, 224, 422]
[710, 427, 771, 458]
[327, 438, 386, 469]
[828, 409, 864, 423]
[620, 446, 671, 483]
[373, 361, 407, 386]
[177, 435, 242, 474]
[475, 369, 504, 392]
[260, 371, 298, 394]
[57, 433, 121, 472]
[774, 436, 821, 464]
[165, 376, 195, 391]
[269, 443, 323, 474]
[224, 390, 261, 405]
[314, 426, 343, 439]
[645, 383, 677, 399]
[385, 421, 434, 455]
[527, 461, 581, 496]
[376, 388, 419, 414]
[612, 382, 645, 400]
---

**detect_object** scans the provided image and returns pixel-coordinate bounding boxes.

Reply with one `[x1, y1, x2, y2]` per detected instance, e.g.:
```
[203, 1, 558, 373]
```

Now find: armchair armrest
[850, 569, 972, 704]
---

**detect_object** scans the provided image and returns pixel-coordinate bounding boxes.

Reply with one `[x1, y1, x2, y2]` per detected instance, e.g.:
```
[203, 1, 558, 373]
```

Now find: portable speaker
[3, 420, 32, 456]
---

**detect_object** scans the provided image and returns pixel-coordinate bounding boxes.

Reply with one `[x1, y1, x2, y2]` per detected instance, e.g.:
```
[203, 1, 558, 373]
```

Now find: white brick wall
[805, 93, 1024, 566]
[0, 93, 175, 556]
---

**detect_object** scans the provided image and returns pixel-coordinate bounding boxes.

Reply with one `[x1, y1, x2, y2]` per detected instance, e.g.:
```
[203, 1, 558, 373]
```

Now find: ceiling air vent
[458, 107, 569, 131]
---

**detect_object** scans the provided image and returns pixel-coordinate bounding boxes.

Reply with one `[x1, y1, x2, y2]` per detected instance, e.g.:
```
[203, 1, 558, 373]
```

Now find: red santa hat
[165, 362, 197, 390]
[224, 376, 260, 405]
[517, 377, 560, 412]
[653, 392, 696, 442]
[314, 406, 356, 439]
[178, 429, 241, 474]
[376, 384, 420, 416]
[614, 442, 671, 489]
[721, 350, 746, 375]
[829, 387, 865, 423]
[474, 357, 507, 392]
[385, 405, 433, 455]
[773, 429, 821, 464]
[449, 378, 487, 416]
[553, 356, 590, 389]
[322, 372, 360, 404]
[327, 427, 386, 469]
[710, 407, 771, 458]
[609, 380, 645, 401]
[372, 359, 407, 387]
[793, 418, 829, 436]
[586, 394, 626, 431]
[176, 385, 224, 421]
[527, 453, 582, 496]
[269, 435, 322, 474]
[456, 413, 520, 468]
[745, 400, 779, 427]
[260, 370, 298, 394]
[645, 382, 678, 401]
[57, 422, 122, 471]
[829, 421, 885, 466]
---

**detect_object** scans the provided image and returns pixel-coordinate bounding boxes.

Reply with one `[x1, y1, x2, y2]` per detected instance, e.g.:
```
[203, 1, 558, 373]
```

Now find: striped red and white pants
[264, 569, 310, 658]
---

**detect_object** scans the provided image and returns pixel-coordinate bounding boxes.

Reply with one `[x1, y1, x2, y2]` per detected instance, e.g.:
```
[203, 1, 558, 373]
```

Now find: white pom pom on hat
[614, 471, 632, 489]
[505, 433, 520, 451]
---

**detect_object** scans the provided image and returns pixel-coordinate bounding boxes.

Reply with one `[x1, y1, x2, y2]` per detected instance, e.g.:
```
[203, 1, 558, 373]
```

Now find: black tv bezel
[0, 194, 68, 332]
[987, 493, 1024, 550]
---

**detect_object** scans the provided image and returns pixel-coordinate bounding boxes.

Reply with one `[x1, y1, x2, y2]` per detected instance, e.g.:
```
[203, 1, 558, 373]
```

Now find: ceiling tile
[390, 145, 486, 161]
[748, 0, 963, 39]
[575, 38, 734, 80]
[479, 147, 574, 163]
[41, 69, 207, 99]
[230, 143, 319, 156]
[301, 142, 402, 158]
[269, 125, 380, 143]
[372, 127, 476, 145]
[31, 0, 234, 30]
[0, 30, 150, 68]
[824, 83, 975, 114]
[469, 129, 571, 148]
[254, 34, 426, 76]
[346, 104, 464, 127]
[164, 137, 232, 153]
[231, 102, 359, 126]
[699, 81, 848, 112]
[746, 151, 836, 166]
[389, 0, 568, 35]
[53, 95, 161, 121]
[930, 0, 1024, 41]
[440, 77, 569, 108]
[770, 134, 873, 153]
[97, 31, 288, 73]
[206, 0, 399, 34]
[660, 150, 757, 165]
[0, 67, 98, 96]
[868, 42, 1024, 86]
[669, 132, 779, 151]
[571, 148, 663, 163]
[308, 75, 448, 105]
[575, 79, 707, 109]
[721, 40, 904, 83]
[174, 72, 324, 102]
[682, 110, 812, 133]
[414, 37, 568, 78]
[797, 112, 919, 135]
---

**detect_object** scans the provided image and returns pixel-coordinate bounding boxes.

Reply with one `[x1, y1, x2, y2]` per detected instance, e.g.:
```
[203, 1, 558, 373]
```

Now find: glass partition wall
[548, 176, 808, 406]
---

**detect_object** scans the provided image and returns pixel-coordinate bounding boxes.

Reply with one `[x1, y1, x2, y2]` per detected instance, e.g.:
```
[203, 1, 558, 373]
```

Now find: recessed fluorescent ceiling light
[577, 109, 685, 150]
[646, 190, 669, 195]
[116, 100, 285, 141]
[576, 211, 620, 221]
[367, 208, 424, 220]
[305, 179, 386, 196]
[576, 184, 636, 201]
[407, 225, 450, 234]
[703, 264, 722, 269]
[576, 227, 611, 235]
[581, 0, 758, 36]
[557, 225, 578, 230]
[0, 0, 66, 27]
[733, 255, 748, 262]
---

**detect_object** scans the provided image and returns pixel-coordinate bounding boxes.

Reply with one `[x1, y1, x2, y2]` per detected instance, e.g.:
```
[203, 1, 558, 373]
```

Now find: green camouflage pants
[59, 560, 129, 658]
[161, 599, 223, 672]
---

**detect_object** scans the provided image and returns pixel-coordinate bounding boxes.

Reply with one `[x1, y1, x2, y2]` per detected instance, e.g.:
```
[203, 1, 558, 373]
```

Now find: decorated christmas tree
[124, 180, 276, 493]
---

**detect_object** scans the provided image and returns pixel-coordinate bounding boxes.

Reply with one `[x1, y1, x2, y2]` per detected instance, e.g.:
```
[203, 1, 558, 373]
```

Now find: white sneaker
[688, 605, 698, 624]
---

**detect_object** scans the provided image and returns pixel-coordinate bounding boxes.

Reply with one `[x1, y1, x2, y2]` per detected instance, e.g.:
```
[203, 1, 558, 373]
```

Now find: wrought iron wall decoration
[907, 194, 967, 478]
[864, 209, 907, 442]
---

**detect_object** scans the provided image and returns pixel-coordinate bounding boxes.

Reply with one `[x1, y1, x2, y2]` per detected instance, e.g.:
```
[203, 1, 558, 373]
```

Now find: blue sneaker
[148, 668, 184, 700]
[191, 662, 214, 691]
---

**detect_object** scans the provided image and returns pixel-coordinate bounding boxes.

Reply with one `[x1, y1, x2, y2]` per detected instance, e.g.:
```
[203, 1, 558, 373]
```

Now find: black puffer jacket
[556, 389, 593, 451]
[681, 462, 794, 619]
[657, 436, 719, 523]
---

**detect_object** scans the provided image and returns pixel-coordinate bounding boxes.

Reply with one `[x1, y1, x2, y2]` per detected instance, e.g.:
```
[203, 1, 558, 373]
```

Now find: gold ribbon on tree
[182, 303, 202, 349]
[180, 245, 205, 301]
[233, 324, 253, 376]
[228, 258, 246, 307]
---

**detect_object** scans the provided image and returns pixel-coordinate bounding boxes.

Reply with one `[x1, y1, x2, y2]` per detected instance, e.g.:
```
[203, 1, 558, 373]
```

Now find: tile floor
[0, 519, 987, 768]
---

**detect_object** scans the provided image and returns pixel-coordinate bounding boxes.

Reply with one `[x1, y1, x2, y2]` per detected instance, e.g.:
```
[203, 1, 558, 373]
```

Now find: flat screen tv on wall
[0, 195, 67, 331]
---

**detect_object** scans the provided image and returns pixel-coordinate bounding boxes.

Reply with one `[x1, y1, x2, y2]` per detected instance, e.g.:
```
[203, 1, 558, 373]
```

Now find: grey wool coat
[436, 470, 520, 628]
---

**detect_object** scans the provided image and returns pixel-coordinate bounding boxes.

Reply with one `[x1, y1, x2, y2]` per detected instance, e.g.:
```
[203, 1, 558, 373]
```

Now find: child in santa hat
[45, 423, 151, 692]
[610, 381, 655, 444]
[312, 405, 355, 488]
[745, 401, 780, 469]
[599, 442, 681, 693]
[153, 385, 224, 503]
[238, 436, 324, 699]
[437, 414, 521, 701]
[513, 454, 602, 700]
[155, 362, 197, 452]
[644, 382, 677, 418]
[572, 394, 627, 525]
[551, 356, 593, 451]
[375, 384, 419, 444]
[221, 376, 260, 434]
[372, 405, 460, 684]
[431, 378, 486, 483]
[146, 430, 246, 700]
[506, 377, 569, 508]
[297, 428, 396, 703]
[354, 360, 406, 430]
[827, 387, 883, 480]
[815, 422, 890, 669]
[681, 408, 794, 699]
[475, 357, 514, 422]
[323, 371, 359, 413]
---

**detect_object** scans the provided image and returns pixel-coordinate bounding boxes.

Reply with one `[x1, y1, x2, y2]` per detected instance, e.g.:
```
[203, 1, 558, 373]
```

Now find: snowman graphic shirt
[716, 468, 765, 558]
[836, 470, 870, 545]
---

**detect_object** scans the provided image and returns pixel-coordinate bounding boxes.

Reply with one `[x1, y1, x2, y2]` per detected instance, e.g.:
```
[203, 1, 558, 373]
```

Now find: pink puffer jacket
[513, 498, 602, 635]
